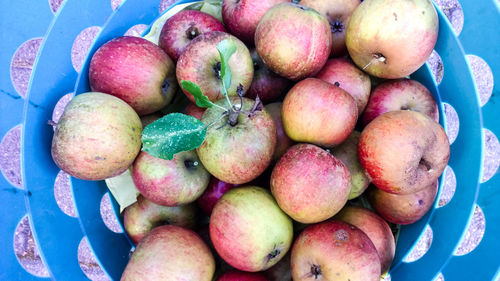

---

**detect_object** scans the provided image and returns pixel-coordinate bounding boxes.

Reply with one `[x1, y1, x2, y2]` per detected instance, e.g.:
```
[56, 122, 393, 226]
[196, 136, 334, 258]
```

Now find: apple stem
[362, 54, 386, 70]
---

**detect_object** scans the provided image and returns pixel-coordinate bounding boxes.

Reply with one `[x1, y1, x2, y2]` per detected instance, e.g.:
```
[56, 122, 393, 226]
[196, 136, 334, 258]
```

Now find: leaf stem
[220, 77, 234, 110]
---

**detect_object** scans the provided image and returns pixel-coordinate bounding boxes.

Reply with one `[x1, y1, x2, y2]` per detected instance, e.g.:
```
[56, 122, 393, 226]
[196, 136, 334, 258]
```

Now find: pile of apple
[50, 0, 450, 280]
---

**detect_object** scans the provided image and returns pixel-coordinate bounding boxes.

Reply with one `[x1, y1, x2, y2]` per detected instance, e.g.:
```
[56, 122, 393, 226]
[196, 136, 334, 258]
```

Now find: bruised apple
[358, 110, 449, 194]
[336, 206, 395, 273]
[291, 220, 381, 281]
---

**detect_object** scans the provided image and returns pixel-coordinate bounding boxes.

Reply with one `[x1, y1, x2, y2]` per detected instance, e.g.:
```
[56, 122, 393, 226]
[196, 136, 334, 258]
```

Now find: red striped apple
[255, 3, 332, 80]
[210, 186, 293, 272]
[123, 195, 197, 244]
[159, 10, 226, 61]
[362, 78, 439, 126]
[316, 57, 371, 115]
[271, 144, 350, 223]
[121, 225, 215, 281]
[368, 181, 438, 225]
[298, 0, 361, 57]
[222, 0, 290, 45]
[132, 150, 210, 206]
[176, 31, 253, 102]
[282, 78, 358, 147]
[89, 36, 176, 115]
[346, 0, 438, 78]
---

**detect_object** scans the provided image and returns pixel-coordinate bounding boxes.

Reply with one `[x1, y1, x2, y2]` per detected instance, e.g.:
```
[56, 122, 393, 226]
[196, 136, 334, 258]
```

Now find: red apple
[197, 97, 276, 184]
[89, 36, 177, 115]
[282, 78, 358, 147]
[264, 102, 294, 162]
[316, 57, 371, 115]
[346, 0, 439, 78]
[358, 110, 449, 194]
[298, 0, 361, 57]
[336, 206, 395, 273]
[218, 270, 270, 281]
[132, 150, 210, 206]
[222, 0, 290, 45]
[197, 177, 237, 215]
[185, 102, 206, 120]
[255, 3, 332, 80]
[176, 31, 254, 102]
[51, 92, 142, 181]
[121, 225, 215, 281]
[271, 144, 350, 223]
[123, 195, 197, 245]
[159, 10, 226, 61]
[246, 49, 292, 103]
[368, 181, 438, 225]
[210, 186, 293, 272]
[291, 220, 381, 281]
[330, 130, 371, 199]
[362, 78, 439, 126]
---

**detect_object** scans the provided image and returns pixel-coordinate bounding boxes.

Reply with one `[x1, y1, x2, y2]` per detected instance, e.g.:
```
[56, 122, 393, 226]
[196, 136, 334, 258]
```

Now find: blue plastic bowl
[1, 0, 499, 280]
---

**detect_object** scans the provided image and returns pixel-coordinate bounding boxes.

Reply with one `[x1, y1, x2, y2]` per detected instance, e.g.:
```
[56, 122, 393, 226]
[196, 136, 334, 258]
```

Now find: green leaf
[142, 113, 207, 160]
[181, 80, 215, 108]
[216, 38, 237, 91]
[200, 0, 223, 22]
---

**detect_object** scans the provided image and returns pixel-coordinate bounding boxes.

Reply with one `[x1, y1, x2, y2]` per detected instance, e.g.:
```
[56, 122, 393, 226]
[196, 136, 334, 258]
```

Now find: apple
[218, 270, 270, 281]
[315, 57, 371, 115]
[264, 102, 294, 161]
[346, 0, 439, 78]
[210, 186, 293, 272]
[271, 143, 350, 223]
[246, 49, 292, 103]
[197, 97, 276, 184]
[255, 3, 332, 80]
[362, 78, 439, 126]
[282, 78, 358, 147]
[330, 130, 371, 199]
[358, 110, 449, 194]
[298, 0, 361, 57]
[51, 92, 142, 181]
[176, 31, 254, 102]
[121, 225, 215, 281]
[159, 10, 226, 61]
[185, 102, 206, 120]
[291, 220, 381, 281]
[368, 180, 438, 225]
[336, 206, 395, 273]
[123, 195, 198, 245]
[89, 36, 177, 115]
[222, 0, 290, 45]
[132, 150, 210, 206]
[197, 177, 237, 215]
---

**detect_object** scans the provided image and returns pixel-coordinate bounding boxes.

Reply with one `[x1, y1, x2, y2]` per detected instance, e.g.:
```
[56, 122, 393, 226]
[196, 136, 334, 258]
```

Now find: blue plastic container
[1, 0, 499, 280]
